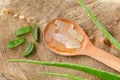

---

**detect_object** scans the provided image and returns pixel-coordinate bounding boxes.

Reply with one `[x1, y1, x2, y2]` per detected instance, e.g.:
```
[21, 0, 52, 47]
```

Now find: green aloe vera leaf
[77, 0, 120, 51]
[8, 60, 120, 80]
[40, 72, 86, 80]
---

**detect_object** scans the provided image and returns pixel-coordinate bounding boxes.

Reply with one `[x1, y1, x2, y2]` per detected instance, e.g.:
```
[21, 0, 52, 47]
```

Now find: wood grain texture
[0, 0, 120, 80]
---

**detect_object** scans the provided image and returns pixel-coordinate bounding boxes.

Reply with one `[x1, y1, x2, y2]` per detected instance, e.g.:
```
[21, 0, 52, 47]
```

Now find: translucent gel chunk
[65, 40, 81, 49]
[55, 20, 64, 31]
[46, 24, 56, 42]
[59, 32, 74, 40]
[53, 33, 68, 44]
[68, 28, 84, 41]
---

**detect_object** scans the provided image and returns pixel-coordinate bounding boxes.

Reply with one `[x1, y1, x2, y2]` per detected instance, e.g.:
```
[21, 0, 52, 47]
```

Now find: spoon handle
[85, 46, 120, 72]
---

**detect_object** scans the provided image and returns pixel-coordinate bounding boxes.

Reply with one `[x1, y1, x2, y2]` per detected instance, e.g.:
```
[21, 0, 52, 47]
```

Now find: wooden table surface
[0, 0, 120, 80]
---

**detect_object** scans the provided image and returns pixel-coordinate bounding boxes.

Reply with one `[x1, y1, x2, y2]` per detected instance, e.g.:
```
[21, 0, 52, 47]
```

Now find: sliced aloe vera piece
[22, 42, 35, 57]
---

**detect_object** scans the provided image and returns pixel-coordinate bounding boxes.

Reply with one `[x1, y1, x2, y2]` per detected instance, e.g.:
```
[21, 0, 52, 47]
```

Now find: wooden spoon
[44, 18, 120, 72]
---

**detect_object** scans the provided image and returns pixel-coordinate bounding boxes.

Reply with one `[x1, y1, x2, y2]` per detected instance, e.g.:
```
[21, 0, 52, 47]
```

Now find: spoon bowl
[44, 18, 120, 72]
[44, 18, 90, 56]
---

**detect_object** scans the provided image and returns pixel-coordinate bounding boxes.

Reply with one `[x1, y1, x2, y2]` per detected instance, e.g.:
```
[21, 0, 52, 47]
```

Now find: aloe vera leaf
[77, 0, 120, 51]
[40, 72, 86, 80]
[8, 60, 120, 80]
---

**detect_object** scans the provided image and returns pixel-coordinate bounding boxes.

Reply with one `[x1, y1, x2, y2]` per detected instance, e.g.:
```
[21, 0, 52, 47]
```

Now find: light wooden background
[0, 0, 120, 80]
